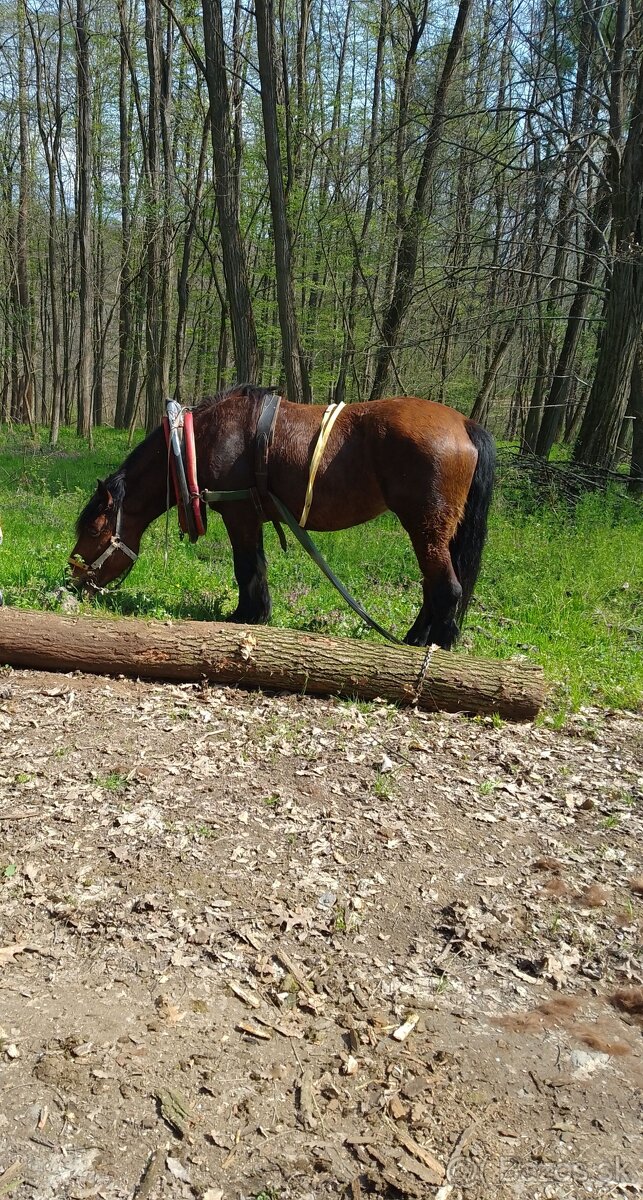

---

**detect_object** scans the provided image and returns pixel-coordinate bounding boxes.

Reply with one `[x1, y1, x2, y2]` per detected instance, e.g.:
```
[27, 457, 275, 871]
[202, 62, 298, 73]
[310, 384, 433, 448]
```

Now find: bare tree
[255, 0, 310, 402]
[573, 13, 643, 469]
[202, 0, 259, 382]
[369, 0, 472, 400]
[75, 0, 94, 440]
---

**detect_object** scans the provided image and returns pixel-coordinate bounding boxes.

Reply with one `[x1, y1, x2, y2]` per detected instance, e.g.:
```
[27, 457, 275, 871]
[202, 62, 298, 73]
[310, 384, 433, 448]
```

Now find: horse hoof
[404, 631, 429, 647]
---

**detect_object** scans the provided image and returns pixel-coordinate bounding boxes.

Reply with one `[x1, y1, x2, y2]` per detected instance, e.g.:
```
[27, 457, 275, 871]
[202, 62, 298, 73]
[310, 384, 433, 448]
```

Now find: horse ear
[96, 479, 114, 509]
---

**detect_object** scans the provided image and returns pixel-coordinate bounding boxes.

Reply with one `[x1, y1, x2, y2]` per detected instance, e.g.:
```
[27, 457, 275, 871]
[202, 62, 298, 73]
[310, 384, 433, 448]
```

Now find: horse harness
[164, 394, 400, 644]
[68, 498, 138, 583]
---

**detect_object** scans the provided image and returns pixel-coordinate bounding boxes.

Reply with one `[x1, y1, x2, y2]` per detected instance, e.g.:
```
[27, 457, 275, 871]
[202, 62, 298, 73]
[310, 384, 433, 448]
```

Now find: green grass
[0, 424, 641, 715]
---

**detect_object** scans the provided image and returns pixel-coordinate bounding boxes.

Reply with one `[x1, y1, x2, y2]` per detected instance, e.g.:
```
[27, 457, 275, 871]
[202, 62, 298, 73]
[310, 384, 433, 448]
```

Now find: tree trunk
[334, 0, 387, 405]
[202, 0, 260, 381]
[143, 0, 171, 432]
[573, 31, 643, 468]
[27, 0, 64, 443]
[254, 0, 310, 403]
[16, 0, 35, 431]
[115, 0, 133, 430]
[0, 610, 546, 721]
[628, 347, 643, 495]
[369, 0, 472, 400]
[75, 0, 93, 441]
[175, 115, 210, 401]
[535, 185, 610, 458]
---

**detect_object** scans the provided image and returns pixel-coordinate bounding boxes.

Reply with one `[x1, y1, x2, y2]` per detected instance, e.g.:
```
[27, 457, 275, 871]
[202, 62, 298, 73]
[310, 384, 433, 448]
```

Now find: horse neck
[120, 425, 170, 534]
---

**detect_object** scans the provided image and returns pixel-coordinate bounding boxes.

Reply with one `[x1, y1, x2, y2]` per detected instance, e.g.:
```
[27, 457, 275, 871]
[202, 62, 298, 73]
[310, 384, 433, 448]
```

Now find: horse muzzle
[67, 554, 96, 592]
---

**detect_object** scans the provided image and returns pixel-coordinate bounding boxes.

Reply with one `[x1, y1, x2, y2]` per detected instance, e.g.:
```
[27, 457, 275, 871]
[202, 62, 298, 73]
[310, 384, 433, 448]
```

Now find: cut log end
[0, 609, 546, 721]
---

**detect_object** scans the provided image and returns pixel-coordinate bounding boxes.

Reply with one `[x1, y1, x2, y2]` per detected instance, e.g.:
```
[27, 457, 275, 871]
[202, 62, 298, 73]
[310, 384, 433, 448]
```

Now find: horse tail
[450, 419, 496, 624]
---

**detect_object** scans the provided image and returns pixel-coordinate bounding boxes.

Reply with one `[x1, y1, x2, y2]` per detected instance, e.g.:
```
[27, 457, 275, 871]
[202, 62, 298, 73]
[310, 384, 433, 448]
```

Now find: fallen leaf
[541, 947, 581, 988]
[166, 1157, 190, 1183]
[0, 944, 28, 967]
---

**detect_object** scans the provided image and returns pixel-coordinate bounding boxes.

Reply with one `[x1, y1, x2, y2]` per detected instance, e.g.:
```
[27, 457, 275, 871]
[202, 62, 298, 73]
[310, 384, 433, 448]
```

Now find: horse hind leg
[403, 533, 463, 650]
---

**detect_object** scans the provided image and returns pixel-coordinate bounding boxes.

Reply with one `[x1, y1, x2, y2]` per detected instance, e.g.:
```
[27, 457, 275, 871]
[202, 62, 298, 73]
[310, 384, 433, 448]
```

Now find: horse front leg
[222, 510, 272, 625]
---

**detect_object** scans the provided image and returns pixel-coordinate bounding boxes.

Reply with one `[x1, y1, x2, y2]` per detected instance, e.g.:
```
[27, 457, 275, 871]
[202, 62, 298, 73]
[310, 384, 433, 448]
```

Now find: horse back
[268, 396, 478, 533]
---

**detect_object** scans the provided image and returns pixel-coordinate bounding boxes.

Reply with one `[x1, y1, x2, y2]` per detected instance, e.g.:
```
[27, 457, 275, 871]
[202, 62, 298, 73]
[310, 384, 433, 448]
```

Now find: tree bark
[535, 186, 610, 458]
[573, 25, 643, 468]
[255, 0, 311, 403]
[143, 0, 172, 432]
[369, 0, 472, 400]
[75, 0, 93, 441]
[115, 0, 133, 429]
[628, 347, 643, 495]
[202, 0, 260, 381]
[0, 610, 545, 721]
[16, 0, 35, 431]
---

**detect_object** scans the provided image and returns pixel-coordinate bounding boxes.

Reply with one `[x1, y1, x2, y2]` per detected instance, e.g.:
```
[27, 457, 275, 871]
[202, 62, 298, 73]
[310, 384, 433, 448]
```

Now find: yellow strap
[300, 402, 345, 528]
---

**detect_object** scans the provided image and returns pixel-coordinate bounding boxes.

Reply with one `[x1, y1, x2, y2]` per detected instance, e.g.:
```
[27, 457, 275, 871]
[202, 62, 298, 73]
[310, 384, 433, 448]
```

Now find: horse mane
[192, 382, 278, 414]
[75, 432, 156, 536]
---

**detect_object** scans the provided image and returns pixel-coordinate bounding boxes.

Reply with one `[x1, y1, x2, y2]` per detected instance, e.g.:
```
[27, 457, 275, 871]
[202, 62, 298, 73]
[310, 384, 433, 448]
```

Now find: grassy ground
[0, 424, 641, 715]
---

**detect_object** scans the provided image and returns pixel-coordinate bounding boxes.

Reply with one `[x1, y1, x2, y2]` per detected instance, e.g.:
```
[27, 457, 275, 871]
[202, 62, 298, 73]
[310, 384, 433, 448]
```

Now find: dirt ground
[0, 667, 641, 1200]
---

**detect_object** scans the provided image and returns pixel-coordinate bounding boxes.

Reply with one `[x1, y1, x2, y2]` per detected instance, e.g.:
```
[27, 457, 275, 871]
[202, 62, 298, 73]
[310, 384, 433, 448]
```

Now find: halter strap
[69, 504, 138, 583]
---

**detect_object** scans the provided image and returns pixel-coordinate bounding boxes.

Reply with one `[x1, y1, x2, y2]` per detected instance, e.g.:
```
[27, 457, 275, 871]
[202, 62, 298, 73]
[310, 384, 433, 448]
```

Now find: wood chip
[392, 1128, 444, 1182]
[0, 1162, 23, 1198]
[229, 982, 260, 1009]
[236, 1021, 272, 1040]
[132, 1147, 164, 1200]
[381, 1168, 424, 1198]
[298, 1067, 317, 1130]
[389, 1095, 409, 1121]
[274, 946, 314, 995]
[392, 1013, 419, 1041]
[342, 1054, 359, 1075]
[445, 1123, 475, 1179]
[0, 943, 40, 967]
[362, 1149, 425, 1200]
[166, 1156, 190, 1183]
[398, 1151, 444, 1185]
[345, 1019, 360, 1053]
[365, 1144, 392, 1171]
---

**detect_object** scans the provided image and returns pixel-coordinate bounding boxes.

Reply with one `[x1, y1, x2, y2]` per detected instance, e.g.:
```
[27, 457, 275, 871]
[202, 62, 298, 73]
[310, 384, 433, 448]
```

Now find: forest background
[0, 0, 642, 480]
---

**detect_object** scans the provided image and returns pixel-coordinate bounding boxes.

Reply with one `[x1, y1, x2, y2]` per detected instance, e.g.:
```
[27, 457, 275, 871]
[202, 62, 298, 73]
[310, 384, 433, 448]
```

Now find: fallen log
[0, 608, 546, 720]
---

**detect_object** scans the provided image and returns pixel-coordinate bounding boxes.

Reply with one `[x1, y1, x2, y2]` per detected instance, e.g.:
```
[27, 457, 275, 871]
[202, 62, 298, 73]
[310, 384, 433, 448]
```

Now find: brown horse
[69, 384, 495, 648]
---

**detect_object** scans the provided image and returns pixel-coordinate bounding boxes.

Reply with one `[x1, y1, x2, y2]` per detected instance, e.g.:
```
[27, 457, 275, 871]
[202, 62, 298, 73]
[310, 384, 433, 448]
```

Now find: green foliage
[0, 426, 641, 716]
[96, 771, 129, 792]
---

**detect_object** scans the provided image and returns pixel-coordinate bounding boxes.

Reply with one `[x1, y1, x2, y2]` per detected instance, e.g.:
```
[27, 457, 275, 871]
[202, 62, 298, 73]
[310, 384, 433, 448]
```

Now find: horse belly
[304, 473, 388, 532]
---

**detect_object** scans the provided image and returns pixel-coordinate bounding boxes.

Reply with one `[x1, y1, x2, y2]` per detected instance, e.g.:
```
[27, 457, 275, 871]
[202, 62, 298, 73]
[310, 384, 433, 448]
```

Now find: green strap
[201, 486, 400, 645]
[201, 488, 256, 503]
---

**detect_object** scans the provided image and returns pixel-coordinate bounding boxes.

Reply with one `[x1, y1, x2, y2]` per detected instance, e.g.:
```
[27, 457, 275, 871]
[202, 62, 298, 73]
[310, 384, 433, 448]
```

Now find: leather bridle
[68, 503, 138, 589]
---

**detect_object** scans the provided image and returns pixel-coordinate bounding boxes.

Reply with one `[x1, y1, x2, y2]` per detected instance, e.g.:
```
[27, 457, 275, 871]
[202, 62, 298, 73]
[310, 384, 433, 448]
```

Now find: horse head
[69, 474, 140, 592]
